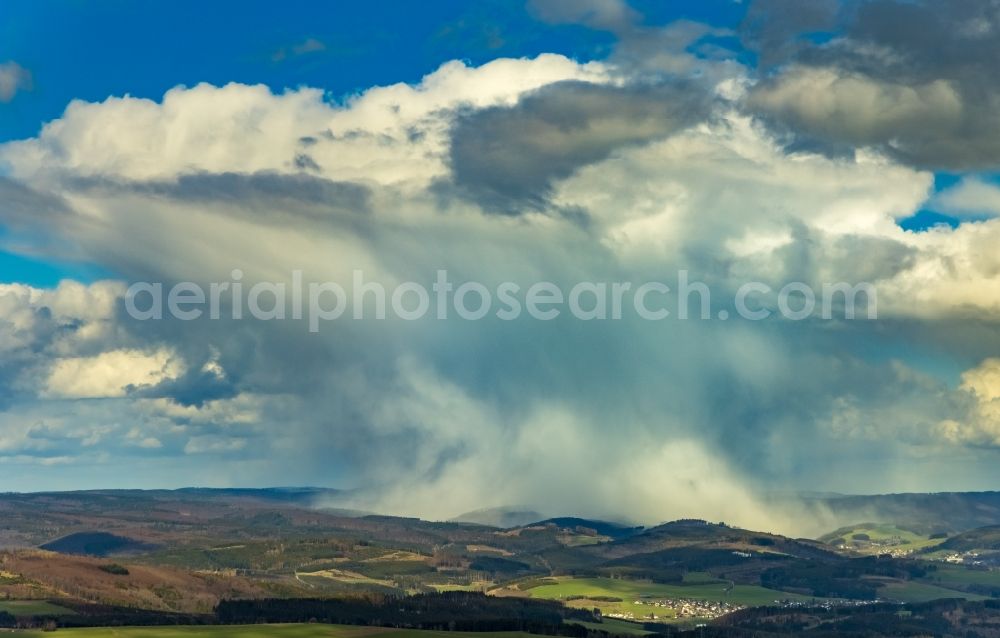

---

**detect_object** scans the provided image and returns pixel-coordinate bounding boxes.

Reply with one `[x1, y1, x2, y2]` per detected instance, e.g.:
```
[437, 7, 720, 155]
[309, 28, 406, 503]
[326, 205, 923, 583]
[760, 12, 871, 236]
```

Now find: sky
[1, 0, 1000, 533]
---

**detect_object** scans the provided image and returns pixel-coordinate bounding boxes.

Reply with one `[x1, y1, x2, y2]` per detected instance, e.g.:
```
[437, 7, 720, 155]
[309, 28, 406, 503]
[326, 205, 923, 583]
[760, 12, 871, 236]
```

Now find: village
[602, 595, 890, 623]
[601, 598, 747, 621]
[938, 550, 998, 567]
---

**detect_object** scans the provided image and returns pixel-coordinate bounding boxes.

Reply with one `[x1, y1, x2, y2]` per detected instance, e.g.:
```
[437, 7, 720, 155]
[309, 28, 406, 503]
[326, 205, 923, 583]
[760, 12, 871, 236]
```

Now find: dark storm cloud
[528, 0, 641, 34]
[130, 364, 239, 408]
[0, 177, 72, 226]
[0, 292, 118, 411]
[0, 306, 53, 410]
[739, 0, 840, 67]
[744, 0, 1000, 170]
[449, 80, 711, 212]
[70, 172, 371, 213]
[120, 313, 336, 410]
[293, 153, 321, 172]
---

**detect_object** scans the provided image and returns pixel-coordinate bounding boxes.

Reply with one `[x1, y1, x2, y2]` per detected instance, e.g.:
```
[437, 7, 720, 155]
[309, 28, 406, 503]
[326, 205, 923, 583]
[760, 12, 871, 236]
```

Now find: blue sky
[0, 245, 101, 286]
[0, 0, 746, 144]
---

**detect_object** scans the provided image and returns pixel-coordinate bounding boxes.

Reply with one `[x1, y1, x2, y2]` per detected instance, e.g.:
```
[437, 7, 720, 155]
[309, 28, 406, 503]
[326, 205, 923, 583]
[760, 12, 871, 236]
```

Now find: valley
[2, 490, 1000, 635]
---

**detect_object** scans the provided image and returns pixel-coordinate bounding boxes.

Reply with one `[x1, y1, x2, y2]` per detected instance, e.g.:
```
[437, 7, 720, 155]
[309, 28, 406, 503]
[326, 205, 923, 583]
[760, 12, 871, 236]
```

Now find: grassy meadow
[17, 625, 539, 638]
[0, 600, 75, 616]
[819, 524, 947, 555]
[513, 575, 821, 621]
[876, 580, 988, 603]
[926, 564, 1000, 589]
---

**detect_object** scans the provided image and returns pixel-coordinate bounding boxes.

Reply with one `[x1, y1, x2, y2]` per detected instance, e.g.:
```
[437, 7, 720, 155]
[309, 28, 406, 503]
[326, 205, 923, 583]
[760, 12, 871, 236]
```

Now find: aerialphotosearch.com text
[125, 269, 877, 332]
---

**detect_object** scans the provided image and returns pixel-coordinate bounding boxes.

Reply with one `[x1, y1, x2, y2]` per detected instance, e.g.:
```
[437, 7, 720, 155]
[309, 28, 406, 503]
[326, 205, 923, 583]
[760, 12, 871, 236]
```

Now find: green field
[18, 625, 537, 638]
[819, 524, 946, 556]
[0, 600, 76, 616]
[925, 564, 1000, 589]
[570, 618, 653, 635]
[873, 564, 1000, 601]
[680, 572, 723, 585]
[520, 576, 820, 621]
[528, 576, 817, 605]
[877, 580, 988, 603]
[428, 583, 489, 592]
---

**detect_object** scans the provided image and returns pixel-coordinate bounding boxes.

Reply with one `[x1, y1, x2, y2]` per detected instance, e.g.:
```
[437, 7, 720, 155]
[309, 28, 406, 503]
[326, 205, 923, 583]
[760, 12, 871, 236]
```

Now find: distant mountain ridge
[937, 525, 1000, 551]
[528, 517, 644, 539]
[9, 487, 1000, 538]
[809, 491, 1000, 535]
[450, 507, 547, 528]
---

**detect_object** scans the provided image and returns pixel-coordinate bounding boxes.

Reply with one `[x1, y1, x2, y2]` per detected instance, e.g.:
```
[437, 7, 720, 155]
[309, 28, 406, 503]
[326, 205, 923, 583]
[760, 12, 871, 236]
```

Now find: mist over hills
[801, 491, 1000, 536]
[9, 487, 999, 538]
[401, 490, 1000, 538]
